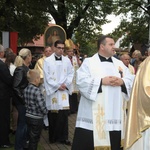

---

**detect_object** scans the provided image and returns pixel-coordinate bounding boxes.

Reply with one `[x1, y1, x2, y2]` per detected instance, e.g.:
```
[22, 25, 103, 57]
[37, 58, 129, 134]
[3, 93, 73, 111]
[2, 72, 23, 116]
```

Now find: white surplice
[43, 53, 74, 110]
[75, 53, 134, 148]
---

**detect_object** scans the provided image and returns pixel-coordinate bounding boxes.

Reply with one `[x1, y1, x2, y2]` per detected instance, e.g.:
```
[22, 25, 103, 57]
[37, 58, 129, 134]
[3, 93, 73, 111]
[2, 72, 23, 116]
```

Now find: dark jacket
[0, 59, 12, 98]
[13, 64, 29, 105]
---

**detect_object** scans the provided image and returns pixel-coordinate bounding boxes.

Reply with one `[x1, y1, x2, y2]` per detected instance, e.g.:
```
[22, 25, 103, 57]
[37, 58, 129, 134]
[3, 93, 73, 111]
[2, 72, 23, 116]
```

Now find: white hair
[0, 44, 4, 52]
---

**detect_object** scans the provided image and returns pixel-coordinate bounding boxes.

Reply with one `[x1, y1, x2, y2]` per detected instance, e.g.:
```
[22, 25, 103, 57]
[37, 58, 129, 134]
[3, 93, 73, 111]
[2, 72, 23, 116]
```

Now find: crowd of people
[0, 35, 150, 150]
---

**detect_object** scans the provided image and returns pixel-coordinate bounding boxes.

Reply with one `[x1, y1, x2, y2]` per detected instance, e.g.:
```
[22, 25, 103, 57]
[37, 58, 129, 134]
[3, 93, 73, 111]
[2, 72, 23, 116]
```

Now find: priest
[124, 56, 150, 150]
[71, 35, 134, 150]
[43, 40, 74, 145]
[34, 46, 53, 84]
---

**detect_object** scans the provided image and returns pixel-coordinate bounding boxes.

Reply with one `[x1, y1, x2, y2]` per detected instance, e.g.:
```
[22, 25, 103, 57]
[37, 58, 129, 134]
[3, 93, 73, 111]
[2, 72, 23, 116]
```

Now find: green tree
[0, 0, 117, 49]
[111, 0, 150, 50]
[30, 0, 117, 55]
[41, 0, 115, 38]
[0, 0, 50, 46]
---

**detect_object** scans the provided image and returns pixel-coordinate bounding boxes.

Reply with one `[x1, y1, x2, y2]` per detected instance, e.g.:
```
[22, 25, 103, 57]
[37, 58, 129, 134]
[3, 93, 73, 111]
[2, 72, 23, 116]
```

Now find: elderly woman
[13, 48, 32, 150]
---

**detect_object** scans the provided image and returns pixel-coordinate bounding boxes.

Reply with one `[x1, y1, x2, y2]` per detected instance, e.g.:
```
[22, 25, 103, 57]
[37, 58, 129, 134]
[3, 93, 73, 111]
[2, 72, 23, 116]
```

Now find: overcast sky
[101, 15, 121, 35]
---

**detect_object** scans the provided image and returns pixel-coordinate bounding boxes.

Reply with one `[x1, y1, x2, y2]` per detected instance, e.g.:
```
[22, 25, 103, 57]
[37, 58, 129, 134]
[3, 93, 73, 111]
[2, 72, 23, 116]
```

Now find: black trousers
[26, 117, 43, 150]
[48, 110, 69, 142]
[69, 93, 78, 113]
[72, 128, 123, 150]
[0, 96, 11, 145]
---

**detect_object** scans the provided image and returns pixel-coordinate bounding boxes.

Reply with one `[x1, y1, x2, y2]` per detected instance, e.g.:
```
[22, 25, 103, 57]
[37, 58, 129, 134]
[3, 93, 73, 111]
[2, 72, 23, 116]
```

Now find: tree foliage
[0, 0, 50, 46]
[111, 0, 150, 49]
[0, 0, 117, 51]
[0, 0, 149, 55]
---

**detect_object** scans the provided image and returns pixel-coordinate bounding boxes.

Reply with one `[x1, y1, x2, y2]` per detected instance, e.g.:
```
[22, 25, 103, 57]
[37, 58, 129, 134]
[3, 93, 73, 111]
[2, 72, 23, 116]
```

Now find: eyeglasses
[56, 47, 64, 50]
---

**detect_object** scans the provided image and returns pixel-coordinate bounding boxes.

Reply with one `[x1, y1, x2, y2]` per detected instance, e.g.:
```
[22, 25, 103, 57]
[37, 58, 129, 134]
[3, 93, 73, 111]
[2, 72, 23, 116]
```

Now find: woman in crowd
[5, 51, 18, 134]
[13, 48, 32, 150]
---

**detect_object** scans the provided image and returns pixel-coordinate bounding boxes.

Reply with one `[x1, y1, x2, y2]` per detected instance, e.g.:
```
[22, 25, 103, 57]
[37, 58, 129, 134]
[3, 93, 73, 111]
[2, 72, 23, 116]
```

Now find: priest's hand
[102, 76, 124, 86]
[110, 76, 124, 86]
[58, 84, 66, 91]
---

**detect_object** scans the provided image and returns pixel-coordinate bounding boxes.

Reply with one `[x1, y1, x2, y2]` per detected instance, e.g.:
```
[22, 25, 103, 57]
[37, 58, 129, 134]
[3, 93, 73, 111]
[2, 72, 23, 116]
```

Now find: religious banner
[2, 31, 9, 48]
[44, 25, 66, 46]
[9, 32, 18, 54]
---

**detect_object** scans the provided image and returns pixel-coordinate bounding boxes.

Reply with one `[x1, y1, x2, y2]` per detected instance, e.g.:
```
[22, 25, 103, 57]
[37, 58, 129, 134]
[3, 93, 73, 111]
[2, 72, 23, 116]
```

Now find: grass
[0, 133, 44, 150]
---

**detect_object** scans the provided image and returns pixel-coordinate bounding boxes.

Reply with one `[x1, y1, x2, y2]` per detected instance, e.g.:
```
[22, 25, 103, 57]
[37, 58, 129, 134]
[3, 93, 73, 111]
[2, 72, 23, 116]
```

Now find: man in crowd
[71, 35, 133, 150]
[120, 53, 135, 75]
[66, 47, 81, 114]
[0, 44, 13, 148]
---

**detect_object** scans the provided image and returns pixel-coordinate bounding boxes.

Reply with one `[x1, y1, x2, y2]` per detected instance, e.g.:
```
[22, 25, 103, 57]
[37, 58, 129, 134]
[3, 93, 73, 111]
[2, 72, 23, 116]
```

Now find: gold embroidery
[94, 146, 111, 150]
[62, 94, 67, 100]
[95, 104, 106, 139]
[51, 110, 59, 113]
[63, 106, 69, 109]
[74, 62, 77, 65]
[52, 97, 57, 104]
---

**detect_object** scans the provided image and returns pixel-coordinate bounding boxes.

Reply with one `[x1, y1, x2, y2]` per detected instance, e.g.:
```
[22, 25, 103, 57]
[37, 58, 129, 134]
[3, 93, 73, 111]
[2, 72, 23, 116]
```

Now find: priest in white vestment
[71, 35, 134, 150]
[124, 56, 150, 150]
[43, 40, 74, 145]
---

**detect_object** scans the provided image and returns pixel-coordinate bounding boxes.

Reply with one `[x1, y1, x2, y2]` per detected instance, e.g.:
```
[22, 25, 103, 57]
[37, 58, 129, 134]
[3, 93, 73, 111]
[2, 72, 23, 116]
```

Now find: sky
[101, 15, 121, 35]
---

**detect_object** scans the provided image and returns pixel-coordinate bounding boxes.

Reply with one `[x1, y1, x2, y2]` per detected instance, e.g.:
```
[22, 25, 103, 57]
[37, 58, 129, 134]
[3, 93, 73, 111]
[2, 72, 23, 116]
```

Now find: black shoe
[60, 140, 71, 146]
[0, 144, 13, 148]
[43, 125, 49, 130]
[12, 130, 16, 135]
[23, 140, 29, 149]
[49, 139, 56, 143]
[9, 129, 13, 134]
[70, 111, 76, 114]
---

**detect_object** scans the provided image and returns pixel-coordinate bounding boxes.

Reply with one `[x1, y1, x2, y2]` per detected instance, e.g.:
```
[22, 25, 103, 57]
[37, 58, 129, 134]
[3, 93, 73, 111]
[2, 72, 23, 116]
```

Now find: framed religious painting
[44, 25, 66, 46]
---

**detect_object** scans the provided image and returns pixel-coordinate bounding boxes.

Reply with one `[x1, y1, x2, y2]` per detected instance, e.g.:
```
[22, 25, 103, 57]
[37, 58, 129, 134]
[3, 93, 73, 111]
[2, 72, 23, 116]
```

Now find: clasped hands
[102, 76, 124, 86]
[58, 83, 66, 91]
